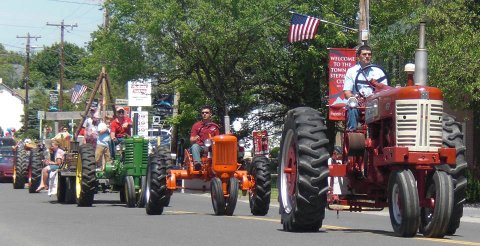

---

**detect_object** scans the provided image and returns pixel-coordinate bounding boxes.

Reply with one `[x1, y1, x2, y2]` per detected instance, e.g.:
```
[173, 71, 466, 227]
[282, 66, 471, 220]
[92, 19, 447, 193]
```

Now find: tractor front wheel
[136, 176, 147, 208]
[124, 176, 136, 208]
[388, 169, 420, 237]
[278, 107, 330, 232]
[248, 156, 271, 216]
[420, 171, 454, 238]
[225, 177, 239, 216]
[211, 177, 225, 216]
[76, 144, 96, 207]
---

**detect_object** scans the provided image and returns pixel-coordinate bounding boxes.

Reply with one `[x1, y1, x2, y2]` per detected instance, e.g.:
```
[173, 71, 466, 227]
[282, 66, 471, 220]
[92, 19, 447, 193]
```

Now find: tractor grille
[395, 99, 443, 151]
[213, 140, 237, 165]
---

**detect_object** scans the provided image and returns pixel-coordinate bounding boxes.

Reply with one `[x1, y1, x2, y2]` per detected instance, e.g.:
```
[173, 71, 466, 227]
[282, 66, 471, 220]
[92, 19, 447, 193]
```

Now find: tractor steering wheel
[354, 64, 389, 96]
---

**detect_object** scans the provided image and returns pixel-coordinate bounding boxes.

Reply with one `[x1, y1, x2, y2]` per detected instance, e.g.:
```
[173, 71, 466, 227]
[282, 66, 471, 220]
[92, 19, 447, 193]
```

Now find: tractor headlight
[347, 97, 359, 108]
[238, 139, 245, 148]
[204, 139, 212, 147]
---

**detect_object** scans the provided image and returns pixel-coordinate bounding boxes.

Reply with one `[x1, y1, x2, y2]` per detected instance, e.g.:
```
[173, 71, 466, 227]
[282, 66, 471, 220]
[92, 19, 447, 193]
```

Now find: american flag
[71, 83, 88, 104]
[288, 13, 320, 43]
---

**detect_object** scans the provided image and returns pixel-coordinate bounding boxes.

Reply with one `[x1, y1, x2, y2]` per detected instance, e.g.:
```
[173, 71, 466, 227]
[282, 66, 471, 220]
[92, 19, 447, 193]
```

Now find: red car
[0, 137, 16, 182]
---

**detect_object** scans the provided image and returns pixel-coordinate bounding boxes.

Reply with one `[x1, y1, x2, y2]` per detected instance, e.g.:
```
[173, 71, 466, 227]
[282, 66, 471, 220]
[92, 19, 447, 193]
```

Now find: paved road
[1, 183, 479, 246]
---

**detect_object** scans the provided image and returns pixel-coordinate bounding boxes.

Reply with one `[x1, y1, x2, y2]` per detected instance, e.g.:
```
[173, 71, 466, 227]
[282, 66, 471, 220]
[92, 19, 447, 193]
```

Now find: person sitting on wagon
[36, 141, 65, 192]
[189, 105, 220, 171]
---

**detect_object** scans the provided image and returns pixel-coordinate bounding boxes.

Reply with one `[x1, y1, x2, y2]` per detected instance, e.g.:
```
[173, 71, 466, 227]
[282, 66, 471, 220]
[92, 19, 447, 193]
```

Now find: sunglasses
[201, 111, 211, 115]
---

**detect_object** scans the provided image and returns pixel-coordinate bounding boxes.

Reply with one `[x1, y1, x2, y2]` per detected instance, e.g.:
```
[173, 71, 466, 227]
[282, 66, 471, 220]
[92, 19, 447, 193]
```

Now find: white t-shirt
[343, 64, 388, 97]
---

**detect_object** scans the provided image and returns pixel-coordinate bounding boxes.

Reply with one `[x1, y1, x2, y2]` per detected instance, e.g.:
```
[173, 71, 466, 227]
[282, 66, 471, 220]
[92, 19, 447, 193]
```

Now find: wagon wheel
[124, 176, 136, 208]
[57, 172, 66, 203]
[75, 144, 96, 207]
[388, 169, 420, 237]
[64, 176, 76, 204]
[279, 107, 330, 232]
[248, 156, 271, 216]
[225, 177, 239, 216]
[419, 171, 454, 238]
[211, 177, 226, 216]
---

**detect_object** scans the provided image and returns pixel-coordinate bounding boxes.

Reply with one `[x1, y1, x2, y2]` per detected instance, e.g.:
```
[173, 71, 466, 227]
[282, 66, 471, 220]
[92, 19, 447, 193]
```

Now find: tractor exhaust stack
[414, 21, 427, 86]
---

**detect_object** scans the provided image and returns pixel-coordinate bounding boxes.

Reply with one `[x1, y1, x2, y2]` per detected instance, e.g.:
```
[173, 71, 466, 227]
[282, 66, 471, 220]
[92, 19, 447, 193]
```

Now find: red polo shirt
[110, 116, 133, 138]
[190, 121, 220, 146]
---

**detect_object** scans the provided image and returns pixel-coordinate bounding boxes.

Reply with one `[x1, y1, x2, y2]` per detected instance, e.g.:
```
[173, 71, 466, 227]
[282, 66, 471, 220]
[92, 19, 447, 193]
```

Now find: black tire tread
[76, 144, 96, 207]
[13, 146, 28, 189]
[442, 113, 467, 235]
[249, 156, 271, 216]
[279, 107, 330, 232]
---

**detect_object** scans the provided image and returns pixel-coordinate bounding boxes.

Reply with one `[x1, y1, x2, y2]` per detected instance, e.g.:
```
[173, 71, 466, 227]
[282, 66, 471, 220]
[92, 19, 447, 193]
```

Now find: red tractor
[278, 22, 466, 238]
[145, 120, 272, 216]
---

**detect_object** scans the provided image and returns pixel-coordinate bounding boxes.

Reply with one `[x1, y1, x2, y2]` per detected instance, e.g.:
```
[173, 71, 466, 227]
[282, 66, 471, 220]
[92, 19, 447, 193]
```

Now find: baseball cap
[116, 107, 125, 112]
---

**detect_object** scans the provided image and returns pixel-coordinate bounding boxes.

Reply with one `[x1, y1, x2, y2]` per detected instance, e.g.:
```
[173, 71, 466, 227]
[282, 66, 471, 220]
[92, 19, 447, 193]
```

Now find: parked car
[0, 137, 16, 182]
[147, 128, 171, 154]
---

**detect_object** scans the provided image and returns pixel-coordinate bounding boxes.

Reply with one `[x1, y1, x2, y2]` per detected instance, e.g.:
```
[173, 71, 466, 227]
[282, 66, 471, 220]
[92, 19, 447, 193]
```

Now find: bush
[466, 167, 480, 203]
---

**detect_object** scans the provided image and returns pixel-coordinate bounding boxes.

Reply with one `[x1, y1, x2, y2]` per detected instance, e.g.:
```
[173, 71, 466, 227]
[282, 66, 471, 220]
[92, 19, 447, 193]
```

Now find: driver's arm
[344, 90, 354, 99]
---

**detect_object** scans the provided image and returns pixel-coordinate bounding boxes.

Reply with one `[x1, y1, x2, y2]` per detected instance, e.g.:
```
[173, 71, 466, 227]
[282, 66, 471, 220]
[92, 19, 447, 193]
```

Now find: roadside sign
[152, 116, 161, 126]
[127, 79, 152, 107]
[115, 98, 129, 106]
[37, 110, 45, 120]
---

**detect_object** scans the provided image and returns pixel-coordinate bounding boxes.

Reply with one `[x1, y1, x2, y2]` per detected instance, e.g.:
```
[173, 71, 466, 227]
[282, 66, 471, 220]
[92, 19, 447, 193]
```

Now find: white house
[0, 79, 24, 132]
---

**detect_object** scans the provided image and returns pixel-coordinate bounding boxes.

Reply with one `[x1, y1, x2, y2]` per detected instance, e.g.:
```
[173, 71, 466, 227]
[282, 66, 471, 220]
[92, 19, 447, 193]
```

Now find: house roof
[0, 83, 25, 102]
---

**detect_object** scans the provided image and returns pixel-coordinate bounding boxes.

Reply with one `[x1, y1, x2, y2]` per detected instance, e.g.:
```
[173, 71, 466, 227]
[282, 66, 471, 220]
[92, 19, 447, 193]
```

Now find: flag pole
[289, 11, 358, 32]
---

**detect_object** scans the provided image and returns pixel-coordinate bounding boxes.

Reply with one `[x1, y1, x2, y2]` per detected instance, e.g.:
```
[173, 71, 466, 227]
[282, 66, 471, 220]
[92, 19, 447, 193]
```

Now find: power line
[17, 33, 42, 129]
[47, 20, 78, 111]
[47, 0, 102, 6]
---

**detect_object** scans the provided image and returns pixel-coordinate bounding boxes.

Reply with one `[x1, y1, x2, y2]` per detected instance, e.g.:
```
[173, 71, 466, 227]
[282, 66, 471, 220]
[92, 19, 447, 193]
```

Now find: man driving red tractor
[189, 105, 220, 170]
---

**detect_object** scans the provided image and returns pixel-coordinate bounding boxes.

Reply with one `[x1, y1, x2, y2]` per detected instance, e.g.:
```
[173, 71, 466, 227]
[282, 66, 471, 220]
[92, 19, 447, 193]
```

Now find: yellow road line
[166, 210, 479, 245]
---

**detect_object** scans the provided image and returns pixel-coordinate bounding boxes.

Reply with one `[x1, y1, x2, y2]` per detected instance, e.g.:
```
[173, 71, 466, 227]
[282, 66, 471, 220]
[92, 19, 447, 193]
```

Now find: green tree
[0, 44, 24, 88]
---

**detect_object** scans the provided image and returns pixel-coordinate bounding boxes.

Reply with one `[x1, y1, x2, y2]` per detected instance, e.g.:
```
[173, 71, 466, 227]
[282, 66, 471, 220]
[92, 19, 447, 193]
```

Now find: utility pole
[47, 20, 78, 111]
[358, 0, 370, 45]
[17, 33, 41, 130]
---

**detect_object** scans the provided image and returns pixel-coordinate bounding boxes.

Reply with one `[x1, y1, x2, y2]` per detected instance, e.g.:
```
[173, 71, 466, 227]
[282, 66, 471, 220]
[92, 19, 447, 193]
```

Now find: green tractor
[57, 136, 149, 207]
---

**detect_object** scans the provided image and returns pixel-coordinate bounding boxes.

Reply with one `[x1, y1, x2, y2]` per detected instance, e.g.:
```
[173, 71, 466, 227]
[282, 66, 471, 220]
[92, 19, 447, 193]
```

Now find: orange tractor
[278, 22, 466, 238]
[145, 122, 272, 216]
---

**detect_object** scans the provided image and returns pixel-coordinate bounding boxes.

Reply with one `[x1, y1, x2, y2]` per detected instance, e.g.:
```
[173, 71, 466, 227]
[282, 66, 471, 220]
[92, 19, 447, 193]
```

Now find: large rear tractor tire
[420, 171, 454, 238]
[75, 144, 96, 207]
[13, 146, 28, 189]
[278, 107, 330, 232]
[146, 147, 172, 215]
[388, 169, 420, 237]
[248, 156, 271, 216]
[211, 177, 225, 216]
[28, 149, 43, 193]
[442, 113, 467, 235]
[225, 177, 239, 216]
[124, 176, 136, 208]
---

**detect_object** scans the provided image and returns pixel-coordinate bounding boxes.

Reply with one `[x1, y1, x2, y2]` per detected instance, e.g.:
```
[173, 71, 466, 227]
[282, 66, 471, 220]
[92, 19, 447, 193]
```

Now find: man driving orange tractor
[189, 105, 220, 170]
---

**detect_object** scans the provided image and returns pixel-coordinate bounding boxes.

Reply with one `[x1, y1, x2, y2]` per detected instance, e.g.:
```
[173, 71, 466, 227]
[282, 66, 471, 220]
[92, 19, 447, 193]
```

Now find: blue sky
[0, 0, 104, 53]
